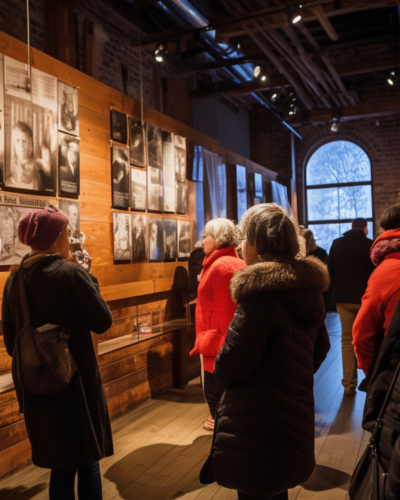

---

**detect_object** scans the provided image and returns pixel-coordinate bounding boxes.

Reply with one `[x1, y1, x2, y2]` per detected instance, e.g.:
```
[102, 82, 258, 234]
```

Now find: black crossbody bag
[11, 263, 77, 401]
[349, 360, 400, 500]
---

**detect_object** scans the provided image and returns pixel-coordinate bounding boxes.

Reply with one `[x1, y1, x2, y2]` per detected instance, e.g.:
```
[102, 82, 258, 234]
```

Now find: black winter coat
[362, 298, 400, 500]
[328, 229, 374, 304]
[200, 256, 331, 497]
[2, 255, 113, 470]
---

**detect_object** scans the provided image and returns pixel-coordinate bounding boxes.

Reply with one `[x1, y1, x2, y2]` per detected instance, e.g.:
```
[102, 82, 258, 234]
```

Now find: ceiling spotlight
[271, 92, 279, 101]
[253, 65, 261, 78]
[289, 92, 297, 102]
[154, 43, 168, 63]
[289, 4, 303, 24]
[331, 121, 340, 132]
[261, 75, 267, 81]
[387, 70, 399, 85]
[289, 106, 299, 116]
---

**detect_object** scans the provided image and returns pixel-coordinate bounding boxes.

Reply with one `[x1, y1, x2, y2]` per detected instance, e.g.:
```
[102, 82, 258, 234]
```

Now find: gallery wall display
[236, 165, 247, 222]
[113, 212, 131, 261]
[131, 167, 146, 211]
[129, 118, 145, 167]
[58, 81, 79, 136]
[176, 181, 187, 215]
[174, 135, 186, 181]
[4, 58, 58, 194]
[147, 166, 162, 212]
[58, 132, 80, 195]
[111, 109, 127, 144]
[163, 219, 177, 260]
[178, 220, 190, 260]
[0, 205, 36, 265]
[132, 213, 147, 261]
[0, 56, 4, 186]
[59, 199, 80, 234]
[146, 122, 162, 169]
[112, 145, 130, 209]
[162, 131, 175, 213]
[148, 217, 163, 261]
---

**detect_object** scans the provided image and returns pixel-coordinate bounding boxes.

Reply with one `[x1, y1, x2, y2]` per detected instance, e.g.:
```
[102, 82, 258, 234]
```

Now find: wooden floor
[0, 313, 368, 500]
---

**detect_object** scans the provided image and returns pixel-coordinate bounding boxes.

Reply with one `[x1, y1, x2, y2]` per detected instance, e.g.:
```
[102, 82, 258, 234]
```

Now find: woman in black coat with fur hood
[200, 203, 331, 500]
[2, 207, 113, 500]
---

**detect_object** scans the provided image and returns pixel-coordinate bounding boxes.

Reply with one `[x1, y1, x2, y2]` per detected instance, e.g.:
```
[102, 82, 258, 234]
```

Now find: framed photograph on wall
[131, 168, 146, 211]
[132, 213, 147, 261]
[162, 131, 175, 213]
[0, 55, 4, 186]
[236, 165, 247, 223]
[59, 133, 80, 196]
[148, 217, 163, 261]
[113, 212, 131, 261]
[255, 173, 263, 204]
[0, 206, 36, 265]
[178, 220, 190, 260]
[163, 219, 177, 260]
[111, 109, 127, 144]
[58, 81, 79, 136]
[146, 122, 162, 169]
[59, 199, 80, 235]
[174, 135, 186, 181]
[147, 166, 162, 212]
[176, 181, 187, 215]
[112, 145, 130, 209]
[129, 118, 145, 167]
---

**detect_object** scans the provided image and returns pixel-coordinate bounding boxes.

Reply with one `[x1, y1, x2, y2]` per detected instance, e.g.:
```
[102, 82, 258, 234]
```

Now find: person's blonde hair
[240, 203, 299, 258]
[204, 218, 238, 248]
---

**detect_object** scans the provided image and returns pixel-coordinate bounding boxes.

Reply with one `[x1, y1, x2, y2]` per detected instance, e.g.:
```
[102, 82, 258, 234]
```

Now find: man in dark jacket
[328, 218, 375, 396]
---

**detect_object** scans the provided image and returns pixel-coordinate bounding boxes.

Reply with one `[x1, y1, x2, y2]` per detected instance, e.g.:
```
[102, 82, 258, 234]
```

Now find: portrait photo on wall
[113, 212, 131, 261]
[146, 122, 162, 169]
[178, 220, 190, 259]
[59, 199, 80, 235]
[59, 133, 80, 195]
[162, 131, 175, 213]
[174, 135, 186, 181]
[111, 109, 127, 144]
[112, 146, 130, 209]
[147, 166, 162, 212]
[132, 214, 147, 261]
[131, 167, 146, 211]
[148, 217, 163, 261]
[4, 59, 58, 194]
[0, 206, 36, 265]
[176, 181, 187, 215]
[163, 219, 177, 260]
[129, 118, 145, 167]
[58, 81, 79, 136]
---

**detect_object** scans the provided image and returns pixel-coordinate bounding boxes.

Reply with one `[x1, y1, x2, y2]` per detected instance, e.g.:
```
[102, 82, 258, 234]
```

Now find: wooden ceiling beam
[190, 75, 289, 98]
[309, 5, 339, 41]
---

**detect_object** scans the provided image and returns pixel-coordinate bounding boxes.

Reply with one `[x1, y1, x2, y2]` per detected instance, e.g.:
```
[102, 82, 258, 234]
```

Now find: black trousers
[203, 370, 224, 419]
[238, 490, 288, 500]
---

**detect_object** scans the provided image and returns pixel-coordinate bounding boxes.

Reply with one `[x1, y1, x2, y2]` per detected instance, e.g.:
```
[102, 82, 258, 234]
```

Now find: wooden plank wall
[0, 31, 277, 479]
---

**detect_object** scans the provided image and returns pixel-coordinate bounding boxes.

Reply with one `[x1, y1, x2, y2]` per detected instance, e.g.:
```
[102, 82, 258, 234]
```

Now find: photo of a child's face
[14, 128, 33, 163]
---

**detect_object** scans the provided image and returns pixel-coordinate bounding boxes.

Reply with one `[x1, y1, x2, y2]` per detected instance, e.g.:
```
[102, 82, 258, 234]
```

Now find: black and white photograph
[129, 118, 145, 167]
[132, 214, 147, 261]
[0, 206, 35, 265]
[147, 166, 162, 212]
[111, 109, 127, 144]
[146, 122, 162, 168]
[236, 165, 247, 222]
[163, 219, 177, 260]
[148, 217, 163, 261]
[0, 56, 4, 187]
[174, 135, 186, 181]
[112, 146, 130, 209]
[58, 81, 79, 136]
[59, 199, 80, 236]
[131, 168, 146, 211]
[162, 131, 175, 212]
[113, 212, 131, 261]
[59, 132, 80, 195]
[4, 58, 58, 194]
[255, 172, 263, 204]
[176, 181, 187, 215]
[178, 220, 190, 259]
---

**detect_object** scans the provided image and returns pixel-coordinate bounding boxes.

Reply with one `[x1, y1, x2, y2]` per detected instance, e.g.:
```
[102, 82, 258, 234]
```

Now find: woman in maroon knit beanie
[190, 218, 246, 430]
[3, 206, 113, 500]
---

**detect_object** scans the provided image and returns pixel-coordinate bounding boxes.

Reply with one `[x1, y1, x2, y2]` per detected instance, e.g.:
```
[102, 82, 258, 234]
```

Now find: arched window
[306, 140, 373, 252]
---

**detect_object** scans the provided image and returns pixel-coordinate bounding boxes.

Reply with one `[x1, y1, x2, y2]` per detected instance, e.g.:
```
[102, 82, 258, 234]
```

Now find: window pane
[307, 140, 371, 186]
[255, 173, 263, 202]
[236, 165, 247, 222]
[307, 185, 373, 221]
[309, 222, 373, 253]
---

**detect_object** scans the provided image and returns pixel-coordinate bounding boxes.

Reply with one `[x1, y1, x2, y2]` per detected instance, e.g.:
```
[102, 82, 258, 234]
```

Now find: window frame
[304, 137, 374, 235]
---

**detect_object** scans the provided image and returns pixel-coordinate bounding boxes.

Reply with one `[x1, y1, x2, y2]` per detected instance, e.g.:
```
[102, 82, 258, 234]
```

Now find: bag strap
[18, 258, 31, 329]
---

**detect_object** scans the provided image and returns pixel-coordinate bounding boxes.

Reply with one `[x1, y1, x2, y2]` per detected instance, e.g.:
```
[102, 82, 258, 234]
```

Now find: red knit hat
[18, 205, 69, 251]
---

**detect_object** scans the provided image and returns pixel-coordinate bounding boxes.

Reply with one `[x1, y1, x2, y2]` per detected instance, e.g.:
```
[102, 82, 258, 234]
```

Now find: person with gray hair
[200, 203, 330, 500]
[190, 218, 246, 431]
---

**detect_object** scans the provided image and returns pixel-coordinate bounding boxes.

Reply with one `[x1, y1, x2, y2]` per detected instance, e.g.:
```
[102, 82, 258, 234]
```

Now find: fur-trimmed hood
[230, 256, 330, 304]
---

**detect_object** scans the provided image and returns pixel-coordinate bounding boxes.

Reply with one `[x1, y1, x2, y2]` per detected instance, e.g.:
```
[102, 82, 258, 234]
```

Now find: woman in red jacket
[353, 206, 400, 377]
[190, 218, 246, 430]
